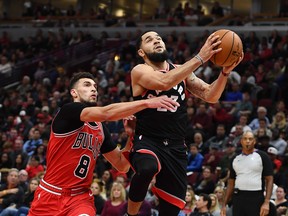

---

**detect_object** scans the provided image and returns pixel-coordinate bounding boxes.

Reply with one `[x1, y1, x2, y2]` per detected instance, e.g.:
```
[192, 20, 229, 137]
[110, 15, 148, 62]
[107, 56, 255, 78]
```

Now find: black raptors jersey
[133, 63, 187, 140]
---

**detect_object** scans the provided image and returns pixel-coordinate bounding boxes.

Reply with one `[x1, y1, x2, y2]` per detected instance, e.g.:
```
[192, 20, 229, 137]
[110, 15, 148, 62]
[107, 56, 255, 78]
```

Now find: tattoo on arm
[188, 75, 208, 100]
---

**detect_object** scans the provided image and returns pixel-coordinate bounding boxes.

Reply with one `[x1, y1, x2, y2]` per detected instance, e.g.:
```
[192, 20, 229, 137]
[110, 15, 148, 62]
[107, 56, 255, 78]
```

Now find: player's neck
[145, 60, 167, 71]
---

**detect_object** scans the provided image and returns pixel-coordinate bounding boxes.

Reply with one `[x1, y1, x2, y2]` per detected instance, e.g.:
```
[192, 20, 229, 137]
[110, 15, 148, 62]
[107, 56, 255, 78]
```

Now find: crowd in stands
[1, 21, 288, 215]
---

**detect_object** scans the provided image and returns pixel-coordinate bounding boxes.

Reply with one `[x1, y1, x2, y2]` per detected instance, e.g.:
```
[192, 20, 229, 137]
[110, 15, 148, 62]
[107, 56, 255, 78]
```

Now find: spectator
[38, 106, 52, 125]
[18, 169, 29, 193]
[203, 144, 221, 172]
[179, 189, 196, 215]
[230, 114, 252, 134]
[16, 110, 33, 141]
[0, 56, 12, 77]
[25, 155, 44, 179]
[16, 76, 32, 99]
[194, 167, 216, 195]
[209, 101, 233, 128]
[12, 153, 27, 171]
[249, 106, 270, 131]
[100, 169, 114, 198]
[90, 180, 105, 216]
[267, 147, 282, 173]
[273, 186, 288, 216]
[209, 193, 221, 216]
[218, 142, 237, 180]
[34, 61, 48, 83]
[205, 124, 229, 151]
[210, 1, 224, 18]
[0, 152, 13, 169]
[222, 82, 243, 108]
[270, 111, 287, 134]
[270, 128, 287, 156]
[253, 118, 273, 139]
[194, 61, 213, 83]
[193, 132, 208, 156]
[229, 91, 254, 119]
[101, 182, 127, 216]
[32, 144, 46, 166]
[0, 168, 24, 213]
[16, 177, 40, 216]
[192, 103, 214, 138]
[190, 193, 213, 216]
[187, 144, 204, 173]
[227, 124, 244, 152]
[22, 128, 43, 157]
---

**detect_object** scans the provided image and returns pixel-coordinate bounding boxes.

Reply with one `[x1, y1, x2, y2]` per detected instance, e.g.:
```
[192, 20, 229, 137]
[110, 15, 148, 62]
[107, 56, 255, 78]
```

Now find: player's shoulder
[132, 63, 150, 73]
[61, 102, 86, 110]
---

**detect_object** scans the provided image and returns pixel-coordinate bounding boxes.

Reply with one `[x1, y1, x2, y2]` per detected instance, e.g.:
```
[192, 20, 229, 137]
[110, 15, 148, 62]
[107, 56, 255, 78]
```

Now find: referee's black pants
[232, 190, 264, 216]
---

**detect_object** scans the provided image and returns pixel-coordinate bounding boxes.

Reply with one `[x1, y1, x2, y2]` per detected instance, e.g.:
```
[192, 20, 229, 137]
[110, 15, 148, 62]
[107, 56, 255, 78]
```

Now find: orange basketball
[210, 29, 243, 67]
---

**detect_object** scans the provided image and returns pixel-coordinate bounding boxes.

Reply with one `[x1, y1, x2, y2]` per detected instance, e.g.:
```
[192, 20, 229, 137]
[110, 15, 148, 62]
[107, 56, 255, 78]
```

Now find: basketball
[210, 29, 243, 67]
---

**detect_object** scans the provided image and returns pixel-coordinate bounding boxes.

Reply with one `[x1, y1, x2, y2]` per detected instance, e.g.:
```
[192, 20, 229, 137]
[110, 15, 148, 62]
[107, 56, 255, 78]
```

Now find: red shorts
[28, 180, 96, 216]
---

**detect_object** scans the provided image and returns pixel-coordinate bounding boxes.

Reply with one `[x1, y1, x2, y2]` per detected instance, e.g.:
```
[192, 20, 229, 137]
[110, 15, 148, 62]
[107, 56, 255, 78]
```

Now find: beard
[145, 50, 169, 62]
[80, 99, 97, 107]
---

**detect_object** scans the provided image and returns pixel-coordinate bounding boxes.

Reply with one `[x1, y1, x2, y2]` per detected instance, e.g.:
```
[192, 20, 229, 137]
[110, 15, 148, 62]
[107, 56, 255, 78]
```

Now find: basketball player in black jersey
[125, 31, 243, 216]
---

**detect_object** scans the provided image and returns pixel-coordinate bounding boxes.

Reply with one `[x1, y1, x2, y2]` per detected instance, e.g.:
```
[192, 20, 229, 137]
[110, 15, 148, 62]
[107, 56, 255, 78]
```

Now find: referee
[220, 131, 274, 216]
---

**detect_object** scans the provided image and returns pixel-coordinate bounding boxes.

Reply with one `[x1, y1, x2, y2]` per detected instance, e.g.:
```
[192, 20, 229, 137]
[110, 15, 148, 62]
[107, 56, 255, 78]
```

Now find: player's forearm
[161, 57, 202, 89]
[205, 72, 229, 103]
[112, 152, 130, 173]
[103, 147, 130, 173]
[82, 100, 149, 122]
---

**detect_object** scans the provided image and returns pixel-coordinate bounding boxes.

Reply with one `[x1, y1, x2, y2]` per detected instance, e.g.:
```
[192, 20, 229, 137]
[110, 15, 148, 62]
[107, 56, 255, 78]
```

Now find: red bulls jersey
[43, 102, 116, 189]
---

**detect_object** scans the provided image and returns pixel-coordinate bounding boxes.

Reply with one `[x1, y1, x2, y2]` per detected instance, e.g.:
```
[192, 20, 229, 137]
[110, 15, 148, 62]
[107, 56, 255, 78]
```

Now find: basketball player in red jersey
[125, 31, 244, 216]
[28, 72, 179, 216]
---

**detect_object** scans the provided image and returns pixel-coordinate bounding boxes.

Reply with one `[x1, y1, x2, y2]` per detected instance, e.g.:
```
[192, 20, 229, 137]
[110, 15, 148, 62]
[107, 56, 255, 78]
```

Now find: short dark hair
[135, 30, 154, 51]
[199, 193, 212, 209]
[69, 72, 95, 91]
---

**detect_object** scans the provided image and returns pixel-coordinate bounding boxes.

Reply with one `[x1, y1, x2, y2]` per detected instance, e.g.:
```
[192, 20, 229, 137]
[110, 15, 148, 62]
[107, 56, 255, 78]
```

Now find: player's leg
[127, 153, 159, 215]
[158, 197, 181, 216]
[65, 193, 96, 216]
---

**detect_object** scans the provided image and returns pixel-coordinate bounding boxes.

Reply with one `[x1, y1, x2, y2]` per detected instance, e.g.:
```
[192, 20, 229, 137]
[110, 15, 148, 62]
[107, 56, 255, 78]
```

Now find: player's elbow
[206, 97, 219, 104]
[115, 164, 130, 173]
[159, 79, 174, 91]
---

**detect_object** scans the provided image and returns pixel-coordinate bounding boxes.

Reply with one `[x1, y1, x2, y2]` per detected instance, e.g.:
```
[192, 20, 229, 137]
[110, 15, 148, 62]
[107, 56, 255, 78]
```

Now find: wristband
[195, 54, 204, 66]
[221, 70, 230, 77]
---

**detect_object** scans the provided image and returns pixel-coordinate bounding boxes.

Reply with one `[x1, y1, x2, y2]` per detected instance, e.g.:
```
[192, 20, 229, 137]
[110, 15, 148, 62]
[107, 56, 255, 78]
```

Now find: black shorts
[232, 190, 264, 216]
[130, 135, 188, 209]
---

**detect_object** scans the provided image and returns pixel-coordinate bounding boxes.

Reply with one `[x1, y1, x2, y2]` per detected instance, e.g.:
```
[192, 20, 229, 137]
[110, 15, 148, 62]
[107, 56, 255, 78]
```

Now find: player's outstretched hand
[146, 95, 180, 112]
[222, 51, 244, 75]
[197, 33, 222, 62]
[123, 115, 136, 137]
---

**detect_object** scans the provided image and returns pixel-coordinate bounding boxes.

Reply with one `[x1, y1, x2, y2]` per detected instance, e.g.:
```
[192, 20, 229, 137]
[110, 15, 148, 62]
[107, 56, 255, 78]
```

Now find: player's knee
[135, 161, 158, 179]
[133, 153, 158, 178]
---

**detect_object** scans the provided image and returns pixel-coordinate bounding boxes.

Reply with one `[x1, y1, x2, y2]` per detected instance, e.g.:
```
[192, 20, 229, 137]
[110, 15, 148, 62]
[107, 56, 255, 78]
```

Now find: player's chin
[84, 100, 97, 107]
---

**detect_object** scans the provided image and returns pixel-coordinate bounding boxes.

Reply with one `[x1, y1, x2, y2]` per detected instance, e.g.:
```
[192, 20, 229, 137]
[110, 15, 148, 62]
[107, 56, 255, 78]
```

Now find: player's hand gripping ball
[210, 29, 243, 67]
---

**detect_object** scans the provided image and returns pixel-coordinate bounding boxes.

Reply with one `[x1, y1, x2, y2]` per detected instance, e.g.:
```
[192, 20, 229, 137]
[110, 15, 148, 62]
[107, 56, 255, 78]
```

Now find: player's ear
[137, 49, 145, 57]
[70, 89, 77, 98]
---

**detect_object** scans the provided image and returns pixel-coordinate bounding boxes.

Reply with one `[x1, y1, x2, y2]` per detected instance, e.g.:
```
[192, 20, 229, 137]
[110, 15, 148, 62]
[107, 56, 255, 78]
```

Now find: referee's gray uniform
[229, 150, 273, 216]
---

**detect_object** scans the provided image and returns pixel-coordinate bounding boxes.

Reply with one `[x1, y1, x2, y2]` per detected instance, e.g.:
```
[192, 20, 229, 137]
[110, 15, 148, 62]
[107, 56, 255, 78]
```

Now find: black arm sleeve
[229, 154, 238, 179]
[52, 102, 86, 134]
[100, 123, 117, 154]
[258, 150, 274, 176]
